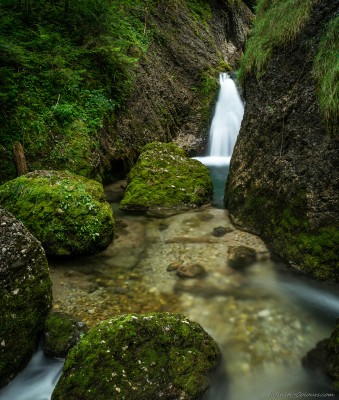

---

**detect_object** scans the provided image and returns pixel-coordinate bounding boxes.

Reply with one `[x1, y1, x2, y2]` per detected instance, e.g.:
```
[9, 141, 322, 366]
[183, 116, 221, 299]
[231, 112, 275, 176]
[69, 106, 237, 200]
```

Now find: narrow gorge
[0, 0, 338, 399]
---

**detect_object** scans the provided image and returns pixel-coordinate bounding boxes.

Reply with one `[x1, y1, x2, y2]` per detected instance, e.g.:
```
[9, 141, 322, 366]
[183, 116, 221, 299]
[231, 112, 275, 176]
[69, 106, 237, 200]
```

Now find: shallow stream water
[1, 181, 337, 400]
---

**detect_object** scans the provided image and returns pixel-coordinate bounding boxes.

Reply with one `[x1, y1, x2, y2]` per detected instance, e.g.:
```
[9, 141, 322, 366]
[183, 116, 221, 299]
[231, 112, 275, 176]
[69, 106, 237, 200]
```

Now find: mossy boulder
[327, 319, 339, 390]
[302, 319, 339, 391]
[43, 312, 85, 359]
[52, 313, 221, 400]
[0, 170, 114, 256]
[120, 142, 213, 212]
[0, 207, 52, 388]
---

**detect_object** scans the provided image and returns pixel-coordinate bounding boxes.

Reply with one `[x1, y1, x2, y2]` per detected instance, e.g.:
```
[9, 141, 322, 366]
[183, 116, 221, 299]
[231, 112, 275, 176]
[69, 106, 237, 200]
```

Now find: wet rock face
[120, 142, 213, 212]
[43, 312, 85, 359]
[0, 207, 52, 389]
[225, 0, 338, 281]
[52, 313, 221, 400]
[0, 170, 114, 256]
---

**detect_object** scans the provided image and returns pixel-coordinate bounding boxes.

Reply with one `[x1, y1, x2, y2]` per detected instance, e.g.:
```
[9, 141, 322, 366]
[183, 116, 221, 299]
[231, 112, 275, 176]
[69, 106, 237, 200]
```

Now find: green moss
[312, 16, 339, 135]
[0, 170, 114, 256]
[226, 186, 338, 281]
[238, 0, 316, 83]
[186, 0, 212, 26]
[52, 313, 220, 400]
[43, 312, 82, 358]
[49, 120, 98, 179]
[120, 142, 213, 212]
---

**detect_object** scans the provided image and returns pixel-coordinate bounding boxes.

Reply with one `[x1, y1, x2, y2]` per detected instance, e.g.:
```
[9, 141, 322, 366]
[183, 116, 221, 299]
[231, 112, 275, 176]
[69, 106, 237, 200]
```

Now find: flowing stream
[1, 74, 338, 400]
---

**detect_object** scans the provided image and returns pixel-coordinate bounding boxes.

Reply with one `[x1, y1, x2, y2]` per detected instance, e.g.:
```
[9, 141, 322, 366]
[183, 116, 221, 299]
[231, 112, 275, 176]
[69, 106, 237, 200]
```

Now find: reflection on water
[1, 203, 338, 400]
[208, 164, 229, 208]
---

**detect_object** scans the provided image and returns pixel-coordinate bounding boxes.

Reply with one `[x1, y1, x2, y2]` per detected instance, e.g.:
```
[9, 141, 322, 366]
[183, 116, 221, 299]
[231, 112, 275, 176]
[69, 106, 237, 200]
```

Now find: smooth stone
[176, 263, 206, 278]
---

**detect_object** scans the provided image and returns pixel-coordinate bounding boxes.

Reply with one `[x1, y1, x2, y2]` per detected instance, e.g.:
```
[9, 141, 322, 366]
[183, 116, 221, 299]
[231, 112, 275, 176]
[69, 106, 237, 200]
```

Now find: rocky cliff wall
[98, 0, 252, 181]
[225, 0, 338, 281]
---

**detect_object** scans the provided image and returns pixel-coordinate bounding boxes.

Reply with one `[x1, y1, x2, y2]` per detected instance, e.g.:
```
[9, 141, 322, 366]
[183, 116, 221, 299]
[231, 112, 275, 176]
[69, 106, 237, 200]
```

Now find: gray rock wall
[225, 0, 338, 281]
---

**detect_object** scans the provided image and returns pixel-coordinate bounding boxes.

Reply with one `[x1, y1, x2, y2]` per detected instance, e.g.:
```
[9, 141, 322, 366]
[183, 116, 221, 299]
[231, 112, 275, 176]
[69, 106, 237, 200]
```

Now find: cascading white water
[194, 72, 244, 207]
[208, 73, 244, 162]
[195, 72, 244, 166]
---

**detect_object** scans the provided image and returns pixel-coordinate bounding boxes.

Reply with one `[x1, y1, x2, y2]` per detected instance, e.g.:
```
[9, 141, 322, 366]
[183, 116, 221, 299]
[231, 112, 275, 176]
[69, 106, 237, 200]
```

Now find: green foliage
[312, 16, 339, 135]
[186, 0, 212, 24]
[238, 0, 316, 83]
[120, 142, 213, 212]
[0, 0, 155, 182]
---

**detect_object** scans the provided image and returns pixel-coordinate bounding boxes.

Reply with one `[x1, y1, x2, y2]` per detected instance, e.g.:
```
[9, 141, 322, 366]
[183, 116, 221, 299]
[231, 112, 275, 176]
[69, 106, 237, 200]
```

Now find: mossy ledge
[120, 142, 213, 212]
[52, 312, 221, 400]
[0, 170, 114, 256]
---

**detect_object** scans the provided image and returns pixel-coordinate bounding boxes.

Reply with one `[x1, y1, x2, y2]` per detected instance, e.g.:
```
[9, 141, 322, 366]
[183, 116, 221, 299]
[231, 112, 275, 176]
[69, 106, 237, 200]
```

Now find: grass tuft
[312, 16, 339, 135]
[238, 0, 316, 83]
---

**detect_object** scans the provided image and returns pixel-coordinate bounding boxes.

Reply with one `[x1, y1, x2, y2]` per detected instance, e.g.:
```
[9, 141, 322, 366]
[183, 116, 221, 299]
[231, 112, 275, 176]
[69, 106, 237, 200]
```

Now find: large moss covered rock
[0, 207, 52, 388]
[52, 313, 221, 400]
[0, 170, 114, 256]
[120, 142, 213, 212]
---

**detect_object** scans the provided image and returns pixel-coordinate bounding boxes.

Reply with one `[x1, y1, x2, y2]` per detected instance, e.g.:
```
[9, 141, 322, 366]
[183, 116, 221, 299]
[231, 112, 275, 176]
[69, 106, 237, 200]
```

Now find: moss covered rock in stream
[327, 319, 339, 390]
[43, 312, 85, 358]
[0, 170, 114, 256]
[0, 207, 52, 388]
[120, 142, 213, 212]
[52, 313, 221, 400]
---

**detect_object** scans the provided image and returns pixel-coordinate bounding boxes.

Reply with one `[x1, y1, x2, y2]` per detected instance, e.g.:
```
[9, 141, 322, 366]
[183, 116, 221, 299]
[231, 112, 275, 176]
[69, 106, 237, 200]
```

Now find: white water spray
[195, 73, 244, 166]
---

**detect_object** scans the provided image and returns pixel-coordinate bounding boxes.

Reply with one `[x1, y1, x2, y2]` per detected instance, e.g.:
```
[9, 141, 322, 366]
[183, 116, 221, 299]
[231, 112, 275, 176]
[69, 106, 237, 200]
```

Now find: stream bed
[1, 182, 338, 399]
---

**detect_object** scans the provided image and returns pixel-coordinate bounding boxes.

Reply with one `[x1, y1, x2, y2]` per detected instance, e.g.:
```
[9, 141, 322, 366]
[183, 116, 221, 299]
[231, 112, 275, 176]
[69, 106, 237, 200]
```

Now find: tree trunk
[13, 142, 28, 176]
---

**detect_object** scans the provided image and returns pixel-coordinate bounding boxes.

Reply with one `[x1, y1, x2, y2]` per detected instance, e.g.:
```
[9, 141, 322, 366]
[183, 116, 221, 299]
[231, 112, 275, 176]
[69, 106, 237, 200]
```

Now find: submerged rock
[327, 319, 339, 390]
[176, 264, 207, 279]
[227, 245, 257, 270]
[302, 319, 339, 390]
[52, 313, 221, 400]
[0, 170, 114, 256]
[0, 207, 52, 388]
[43, 312, 85, 359]
[120, 142, 213, 212]
[212, 226, 233, 237]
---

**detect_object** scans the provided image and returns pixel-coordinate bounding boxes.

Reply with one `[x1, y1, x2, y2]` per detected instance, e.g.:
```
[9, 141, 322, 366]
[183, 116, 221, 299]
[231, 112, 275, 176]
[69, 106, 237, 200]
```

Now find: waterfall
[195, 73, 244, 166]
[194, 72, 244, 207]
[208, 73, 244, 162]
